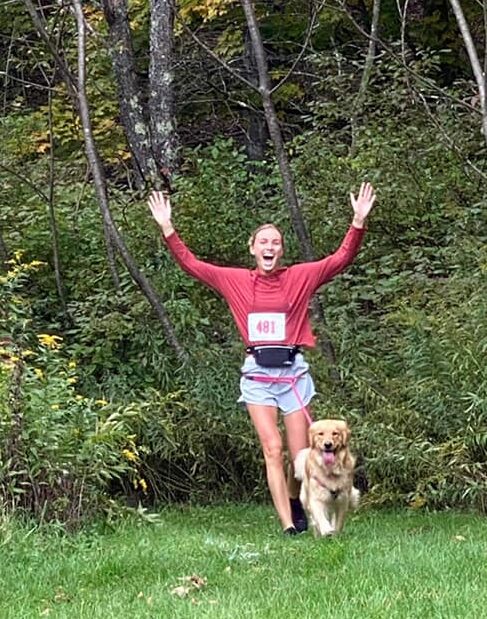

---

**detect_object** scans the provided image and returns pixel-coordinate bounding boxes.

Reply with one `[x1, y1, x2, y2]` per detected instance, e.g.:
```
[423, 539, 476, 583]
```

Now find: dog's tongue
[322, 451, 335, 466]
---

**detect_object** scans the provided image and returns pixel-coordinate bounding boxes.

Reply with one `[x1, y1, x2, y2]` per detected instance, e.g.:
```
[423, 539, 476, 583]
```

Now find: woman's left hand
[350, 182, 376, 227]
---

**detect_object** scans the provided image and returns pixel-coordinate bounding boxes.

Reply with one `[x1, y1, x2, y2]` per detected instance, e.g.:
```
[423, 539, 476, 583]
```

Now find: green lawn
[1, 505, 486, 618]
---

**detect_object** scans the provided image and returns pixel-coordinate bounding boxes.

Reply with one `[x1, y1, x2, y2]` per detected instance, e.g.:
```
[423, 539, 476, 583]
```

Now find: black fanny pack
[247, 345, 301, 368]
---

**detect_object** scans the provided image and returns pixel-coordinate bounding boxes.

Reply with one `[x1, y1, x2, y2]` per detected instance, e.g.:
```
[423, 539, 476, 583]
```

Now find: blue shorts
[238, 353, 316, 415]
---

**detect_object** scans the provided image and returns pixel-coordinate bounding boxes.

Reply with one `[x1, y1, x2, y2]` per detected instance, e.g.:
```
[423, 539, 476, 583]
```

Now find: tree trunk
[148, 0, 179, 182]
[240, 0, 338, 372]
[101, 0, 159, 185]
[243, 28, 268, 161]
[350, 0, 381, 155]
[0, 229, 8, 269]
[72, 0, 186, 360]
[448, 0, 487, 146]
[46, 87, 70, 320]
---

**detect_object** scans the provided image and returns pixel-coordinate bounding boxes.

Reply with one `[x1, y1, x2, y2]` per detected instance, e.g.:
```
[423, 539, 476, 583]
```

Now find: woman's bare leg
[246, 403, 293, 530]
[283, 406, 310, 498]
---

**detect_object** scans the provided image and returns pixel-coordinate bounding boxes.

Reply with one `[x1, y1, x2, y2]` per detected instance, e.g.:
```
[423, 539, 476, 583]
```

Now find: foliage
[0, 257, 140, 524]
[1, 0, 487, 523]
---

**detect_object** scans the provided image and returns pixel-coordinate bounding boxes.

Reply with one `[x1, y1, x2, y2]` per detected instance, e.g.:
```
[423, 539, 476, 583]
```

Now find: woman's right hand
[148, 190, 173, 235]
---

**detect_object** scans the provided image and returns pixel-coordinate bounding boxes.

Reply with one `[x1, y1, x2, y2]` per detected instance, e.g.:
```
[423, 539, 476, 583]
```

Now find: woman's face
[250, 226, 284, 275]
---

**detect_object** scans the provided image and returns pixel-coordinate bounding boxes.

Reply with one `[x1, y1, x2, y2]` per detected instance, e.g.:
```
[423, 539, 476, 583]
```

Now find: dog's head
[309, 419, 351, 466]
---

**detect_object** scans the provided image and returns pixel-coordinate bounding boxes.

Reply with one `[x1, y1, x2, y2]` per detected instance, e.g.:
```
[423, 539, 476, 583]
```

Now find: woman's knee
[261, 439, 284, 466]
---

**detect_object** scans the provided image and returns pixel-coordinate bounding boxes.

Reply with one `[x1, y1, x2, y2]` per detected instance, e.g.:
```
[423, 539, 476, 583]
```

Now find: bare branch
[0, 72, 57, 91]
[23, 0, 78, 104]
[179, 19, 258, 92]
[414, 89, 487, 183]
[448, 0, 487, 143]
[2, 25, 17, 115]
[350, 0, 381, 154]
[0, 161, 50, 203]
[448, 0, 484, 102]
[336, 0, 479, 116]
[271, 0, 327, 95]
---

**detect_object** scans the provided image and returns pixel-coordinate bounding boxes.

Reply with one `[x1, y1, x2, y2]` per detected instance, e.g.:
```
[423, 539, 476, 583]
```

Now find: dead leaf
[170, 585, 191, 598]
[189, 574, 207, 589]
[54, 589, 70, 603]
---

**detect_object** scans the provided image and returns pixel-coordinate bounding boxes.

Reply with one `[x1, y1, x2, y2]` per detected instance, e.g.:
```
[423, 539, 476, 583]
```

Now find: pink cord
[244, 372, 314, 425]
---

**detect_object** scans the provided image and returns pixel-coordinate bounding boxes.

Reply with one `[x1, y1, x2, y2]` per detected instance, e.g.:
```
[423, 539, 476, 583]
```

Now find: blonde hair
[248, 223, 284, 249]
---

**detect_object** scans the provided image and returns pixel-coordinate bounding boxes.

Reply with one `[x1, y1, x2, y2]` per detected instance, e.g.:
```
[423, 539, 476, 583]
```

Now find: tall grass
[1, 505, 486, 618]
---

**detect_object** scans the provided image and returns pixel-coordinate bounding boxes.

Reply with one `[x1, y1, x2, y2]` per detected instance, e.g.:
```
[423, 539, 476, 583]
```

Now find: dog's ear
[309, 422, 322, 448]
[339, 421, 351, 446]
[308, 424, 317, 448]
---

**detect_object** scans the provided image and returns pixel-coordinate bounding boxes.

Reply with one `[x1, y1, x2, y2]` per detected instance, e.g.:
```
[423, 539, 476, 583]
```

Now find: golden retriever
[294, 419, 359, 537]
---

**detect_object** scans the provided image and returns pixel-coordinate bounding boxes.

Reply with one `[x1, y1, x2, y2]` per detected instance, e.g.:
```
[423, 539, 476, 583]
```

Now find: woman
[148, 182, 376, 535]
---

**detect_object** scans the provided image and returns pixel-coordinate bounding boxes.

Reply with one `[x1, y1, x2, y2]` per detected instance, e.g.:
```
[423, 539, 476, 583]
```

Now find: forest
[0, 0, 486, 525]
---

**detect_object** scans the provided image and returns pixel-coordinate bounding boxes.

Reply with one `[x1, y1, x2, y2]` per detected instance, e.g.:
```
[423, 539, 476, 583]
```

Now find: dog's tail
[293, 448, 310, 481]
[350, 486, 360, 510]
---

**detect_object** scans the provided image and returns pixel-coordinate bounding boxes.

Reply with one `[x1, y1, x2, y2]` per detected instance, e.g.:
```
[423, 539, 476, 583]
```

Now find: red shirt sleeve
[164, 230, 241, 295]
[289, 225, 365, 291]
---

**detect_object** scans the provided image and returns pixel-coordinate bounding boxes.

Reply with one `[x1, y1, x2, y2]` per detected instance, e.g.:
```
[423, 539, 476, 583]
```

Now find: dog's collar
[311, 474, 342, 498]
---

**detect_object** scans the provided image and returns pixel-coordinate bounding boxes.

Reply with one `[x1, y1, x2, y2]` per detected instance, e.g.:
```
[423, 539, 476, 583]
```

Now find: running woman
[148, 182, 376, 535]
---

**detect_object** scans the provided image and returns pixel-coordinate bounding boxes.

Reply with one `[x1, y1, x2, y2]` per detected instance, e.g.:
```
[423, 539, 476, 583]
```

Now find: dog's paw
[318, 526, 335, 538]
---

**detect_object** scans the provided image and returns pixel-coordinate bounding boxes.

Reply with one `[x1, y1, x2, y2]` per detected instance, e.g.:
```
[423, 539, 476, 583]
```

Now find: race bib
[248, 312, 286, 342]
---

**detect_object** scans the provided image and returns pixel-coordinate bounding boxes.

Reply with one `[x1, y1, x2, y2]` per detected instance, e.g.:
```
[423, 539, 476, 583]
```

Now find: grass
[0, 505, 486, 618]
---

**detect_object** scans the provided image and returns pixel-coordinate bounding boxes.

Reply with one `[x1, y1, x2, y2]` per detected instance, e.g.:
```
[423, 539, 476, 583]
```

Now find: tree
[240, 0, 341, 371]
[101, 0, 159, 185]
[448, 0, 487, 146]
[23, 0, 186, 359]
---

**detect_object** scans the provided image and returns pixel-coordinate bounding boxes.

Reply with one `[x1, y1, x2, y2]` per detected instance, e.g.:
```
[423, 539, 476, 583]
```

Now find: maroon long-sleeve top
[164, 225, 365, 348]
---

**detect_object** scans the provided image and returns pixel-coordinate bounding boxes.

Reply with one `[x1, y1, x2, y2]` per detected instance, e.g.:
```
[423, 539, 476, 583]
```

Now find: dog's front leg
[308, 498, 334, 537]
[332, 498, 348, 533]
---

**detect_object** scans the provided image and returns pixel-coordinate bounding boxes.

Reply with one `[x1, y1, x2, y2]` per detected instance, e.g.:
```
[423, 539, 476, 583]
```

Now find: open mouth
[322, 447, 336, 466]
[261, 253, 275, 270]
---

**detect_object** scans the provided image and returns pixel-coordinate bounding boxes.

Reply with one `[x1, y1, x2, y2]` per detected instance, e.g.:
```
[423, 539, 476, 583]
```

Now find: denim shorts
[238, 353, 316, 415]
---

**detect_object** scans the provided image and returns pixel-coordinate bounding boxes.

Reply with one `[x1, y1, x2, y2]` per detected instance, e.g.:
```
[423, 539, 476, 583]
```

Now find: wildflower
[76, 395, 84, 401]
[68, 360, 77, 369]
[38, 334, 63, 349]
[139, 478, 148, 493]
[51, 404, 60, 410]
[95, 399, 108, 406]
[122, 449, 138, 462]
[34, 368, 45, 379]
[22, 350, 36, 358]
[67, 377, 77, 384]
